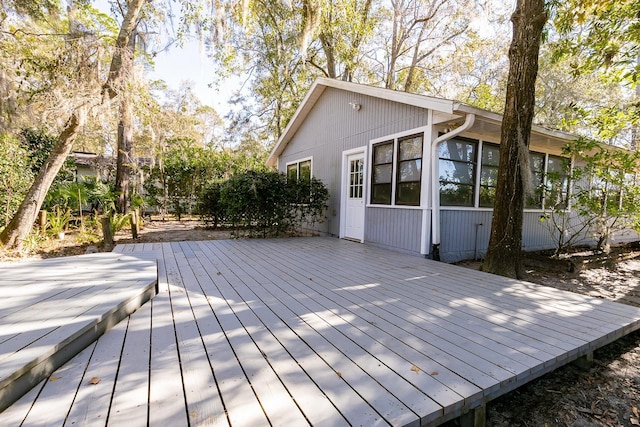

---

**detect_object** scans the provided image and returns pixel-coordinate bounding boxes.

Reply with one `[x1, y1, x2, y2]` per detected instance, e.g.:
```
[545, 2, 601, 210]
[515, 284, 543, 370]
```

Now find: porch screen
[438, 137, 477, 206]
[546, 155, 569, 209]
[479, 143, 499, 207]
[526, 151, 545, 208]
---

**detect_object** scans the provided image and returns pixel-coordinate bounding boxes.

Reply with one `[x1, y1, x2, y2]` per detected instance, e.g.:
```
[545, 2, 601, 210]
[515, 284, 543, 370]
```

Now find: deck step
[0, 252, 157, 412]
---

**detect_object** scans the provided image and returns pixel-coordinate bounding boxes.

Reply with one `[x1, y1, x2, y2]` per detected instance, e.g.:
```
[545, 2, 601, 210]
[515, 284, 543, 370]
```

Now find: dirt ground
[2, 220, 640, 426]
[478, 248, 640, 426]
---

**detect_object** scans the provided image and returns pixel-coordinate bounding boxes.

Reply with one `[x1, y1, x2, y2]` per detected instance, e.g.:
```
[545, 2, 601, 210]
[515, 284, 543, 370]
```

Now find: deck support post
[574, 352, 594, 370]
[458, 404, 486, 427]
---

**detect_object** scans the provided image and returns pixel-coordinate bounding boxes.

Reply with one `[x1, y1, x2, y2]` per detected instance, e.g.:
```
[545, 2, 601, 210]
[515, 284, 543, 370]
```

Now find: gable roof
[266, 77, 576, 166]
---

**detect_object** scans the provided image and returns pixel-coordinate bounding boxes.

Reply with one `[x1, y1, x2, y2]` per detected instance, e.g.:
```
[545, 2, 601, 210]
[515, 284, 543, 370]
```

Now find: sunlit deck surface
[0, 253, 157, 414]
[2, 237, 640, 426]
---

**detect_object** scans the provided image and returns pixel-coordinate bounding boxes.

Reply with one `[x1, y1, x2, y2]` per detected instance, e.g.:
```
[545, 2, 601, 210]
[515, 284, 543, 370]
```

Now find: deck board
[3, 237, 640, 426]
[0, 253, 157, 413]
[65, 318, 129, 427]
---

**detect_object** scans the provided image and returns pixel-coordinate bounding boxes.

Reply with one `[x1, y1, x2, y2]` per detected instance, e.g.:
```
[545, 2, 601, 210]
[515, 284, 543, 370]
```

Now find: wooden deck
[2, 237, 640, 426]
[0, 253, 158, 413]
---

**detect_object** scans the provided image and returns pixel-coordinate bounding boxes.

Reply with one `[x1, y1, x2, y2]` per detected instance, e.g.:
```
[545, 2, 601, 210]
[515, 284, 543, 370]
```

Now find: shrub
[199, 170, 329, 237]
[199, 181, 226, 228]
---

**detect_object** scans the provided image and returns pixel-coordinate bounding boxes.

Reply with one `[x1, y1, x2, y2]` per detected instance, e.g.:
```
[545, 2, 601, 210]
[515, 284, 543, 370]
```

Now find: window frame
[438, 136, 478, 208]
[478, 141, 500, 208]
[544, 154, 571, 210]
[285, 157, 313, 182]
[370, 140, 394, 205]
[525, 151, 546, 209]
[436, 137, 572, 211]
[368, 129, 426, 208]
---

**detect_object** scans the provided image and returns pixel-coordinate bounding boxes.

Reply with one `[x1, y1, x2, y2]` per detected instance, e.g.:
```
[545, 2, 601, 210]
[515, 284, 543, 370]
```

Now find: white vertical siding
[365, 208, 422, 253]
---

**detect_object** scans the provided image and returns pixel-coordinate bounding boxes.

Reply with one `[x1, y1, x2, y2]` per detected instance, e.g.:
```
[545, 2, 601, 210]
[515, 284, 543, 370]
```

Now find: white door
[344, 153, 365, 241]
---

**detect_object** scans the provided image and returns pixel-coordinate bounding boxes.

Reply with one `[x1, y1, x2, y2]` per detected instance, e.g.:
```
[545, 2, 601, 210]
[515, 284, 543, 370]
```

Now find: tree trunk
[115, 32, 136, 214]
[0, 0, 146, 250]
[319, 33, 337, 78]
[0, 114, 81, 248]
[482, 0, 547, 279]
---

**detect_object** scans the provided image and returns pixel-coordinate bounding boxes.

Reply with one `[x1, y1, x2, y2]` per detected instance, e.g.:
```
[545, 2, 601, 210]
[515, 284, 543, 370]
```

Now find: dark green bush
[199, 181, 226, 228]
[199, 170, 329, 237]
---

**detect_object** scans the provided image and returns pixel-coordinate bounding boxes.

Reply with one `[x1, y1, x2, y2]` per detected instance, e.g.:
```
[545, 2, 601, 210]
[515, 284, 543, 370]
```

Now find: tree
[0, 0, 147, 250]
[482, 0, 547, 278]
[115, 32, 137, 214]
[379, 0, 471, 92]
[552, 0, 640, 149]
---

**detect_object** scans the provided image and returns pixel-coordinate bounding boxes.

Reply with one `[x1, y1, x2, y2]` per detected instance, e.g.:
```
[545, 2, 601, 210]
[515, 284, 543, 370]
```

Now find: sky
[96, 0, 235, 116]
[148, 40, 228, 111]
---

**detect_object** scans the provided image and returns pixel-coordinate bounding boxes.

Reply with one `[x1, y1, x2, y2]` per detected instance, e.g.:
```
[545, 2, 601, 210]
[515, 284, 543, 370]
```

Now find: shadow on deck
[1, 237, 640, 426]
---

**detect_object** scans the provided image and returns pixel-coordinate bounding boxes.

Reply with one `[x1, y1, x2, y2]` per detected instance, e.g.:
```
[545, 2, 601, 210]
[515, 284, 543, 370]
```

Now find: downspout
[430, 113, 476, 260]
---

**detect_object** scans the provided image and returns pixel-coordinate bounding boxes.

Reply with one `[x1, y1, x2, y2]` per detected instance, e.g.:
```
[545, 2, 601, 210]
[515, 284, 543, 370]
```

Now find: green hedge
[199, 170, 329, 237]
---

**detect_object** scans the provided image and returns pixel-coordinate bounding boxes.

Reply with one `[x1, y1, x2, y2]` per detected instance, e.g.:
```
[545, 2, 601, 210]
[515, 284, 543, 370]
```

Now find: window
[349, 158, 364, 199]
[396, 135, 423, 205]
[370, 134, 424, 206]
[479, 143, 499, 207]
[371, 141, 393, 204]
[287, 159, 312, 182]
[546, 155, 569, 208]
[439, 137, 477, 206]
[438, 138, 566, 210]
[526, 151, 545, 208]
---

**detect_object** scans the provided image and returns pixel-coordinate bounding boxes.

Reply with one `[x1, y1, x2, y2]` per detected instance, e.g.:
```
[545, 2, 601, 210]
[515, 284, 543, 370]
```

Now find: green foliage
[199, 181, 226, 228]
[144, 142, 268, 217]
[110, 213, 131, 235]
[199, 170, 329, 237]
[551, 0, 640, 148]
[43, 178, 116, 215]
[21, 128, 75, 182]
[542, 138, 640, 255]
[552, 0, 640, 86]
[46, 207, 71, 236]
[21, 229, 46, 253]
[0, 134, 33, 227]
[220, 170, 290, 236]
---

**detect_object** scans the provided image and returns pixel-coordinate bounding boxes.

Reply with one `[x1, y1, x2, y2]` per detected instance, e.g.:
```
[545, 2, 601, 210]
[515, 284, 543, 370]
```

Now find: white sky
[96, 0, 234, 115]
[148, 40, 227, 111]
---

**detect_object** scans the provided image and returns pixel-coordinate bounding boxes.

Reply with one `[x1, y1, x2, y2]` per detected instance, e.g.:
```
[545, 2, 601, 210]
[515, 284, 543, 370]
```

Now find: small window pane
[399, 136, 422, 161]
[371, 184, 392, 204]
[398, 160, 421, 182]
[479, 186, 496, 208]
[481, 144, 500, 167]
[299, 160, 311, 181]
[396, 182, 421, 205]
[287, 164, 297, 181]
[374, 164, 392, 184]
[439, 139, 476, 163]
[480, 166, 499, 187]
[440, 183, 475, 206]
[439, 160, 474, 185]
[374, 142, 393, 164]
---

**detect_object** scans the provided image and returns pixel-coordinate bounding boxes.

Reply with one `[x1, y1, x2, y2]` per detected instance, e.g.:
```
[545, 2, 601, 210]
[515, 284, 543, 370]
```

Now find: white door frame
[340, 146, 367, 242]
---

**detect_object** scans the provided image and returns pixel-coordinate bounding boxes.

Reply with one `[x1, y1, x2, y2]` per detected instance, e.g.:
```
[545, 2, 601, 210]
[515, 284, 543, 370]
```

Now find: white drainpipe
[430, 113, 476, 260]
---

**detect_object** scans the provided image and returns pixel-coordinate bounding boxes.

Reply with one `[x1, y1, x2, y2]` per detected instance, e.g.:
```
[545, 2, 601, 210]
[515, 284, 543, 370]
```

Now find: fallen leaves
[49, 376, 60, 382]
[88, 377, 101, 385]
[410, 365, 420, 374]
